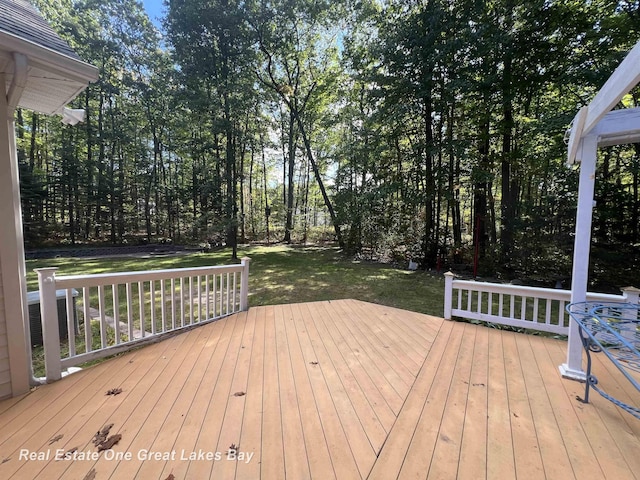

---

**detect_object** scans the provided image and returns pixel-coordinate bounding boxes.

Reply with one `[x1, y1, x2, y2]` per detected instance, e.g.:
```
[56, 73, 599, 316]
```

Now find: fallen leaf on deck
[233, 391, 246, 397]
[164, 475, 175, 480]
[106, 388, 123, 396]
[97, 434, 122, 452]
[83, 468, 96, 480]
[2, 457, 10, 464]
[309, 361, 318, 365]
[48, 434, 64, 445]
[92, 423, 114, 446]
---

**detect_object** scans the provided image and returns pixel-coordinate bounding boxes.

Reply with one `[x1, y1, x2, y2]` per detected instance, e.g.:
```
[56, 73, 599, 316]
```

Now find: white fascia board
[0, 30, 98, 84]
[582, 41, 640, 136]
[592, 107, 640, 145]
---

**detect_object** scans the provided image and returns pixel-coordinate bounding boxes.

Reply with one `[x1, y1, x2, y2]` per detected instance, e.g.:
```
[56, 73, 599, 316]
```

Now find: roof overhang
[566, 41, 640, 164]
[0, 29, 98, 115]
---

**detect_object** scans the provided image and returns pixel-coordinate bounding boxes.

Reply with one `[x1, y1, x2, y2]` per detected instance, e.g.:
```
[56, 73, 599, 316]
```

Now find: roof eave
[0, 30, 98, 84]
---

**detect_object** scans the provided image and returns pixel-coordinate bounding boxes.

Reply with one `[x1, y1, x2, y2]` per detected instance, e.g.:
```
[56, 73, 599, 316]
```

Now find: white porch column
[560, 134, 598, 381]
[0, 70, 30, 395]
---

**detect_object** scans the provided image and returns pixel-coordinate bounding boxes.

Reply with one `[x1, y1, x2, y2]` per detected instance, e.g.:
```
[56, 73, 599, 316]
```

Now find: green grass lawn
[26, 244, 446, 318]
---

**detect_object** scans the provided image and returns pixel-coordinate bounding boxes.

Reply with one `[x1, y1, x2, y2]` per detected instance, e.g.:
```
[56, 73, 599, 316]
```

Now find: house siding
[0, 254, 11, 400]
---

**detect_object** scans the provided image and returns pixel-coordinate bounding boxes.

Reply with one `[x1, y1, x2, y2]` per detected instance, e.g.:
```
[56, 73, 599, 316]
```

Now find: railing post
[240, 257, 251, 311]
[444, 272, 454, 320]
[35, 268, 61, 382]
[621, 286, 640, 304]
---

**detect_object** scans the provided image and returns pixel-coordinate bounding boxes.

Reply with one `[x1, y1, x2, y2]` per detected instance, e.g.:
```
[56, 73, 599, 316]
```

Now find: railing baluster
[545, 299, 552, 325]
[533, 297, 539, 324]
[521, 297, 527, 321]
[205, 274, 211, 320]
[466, 289, 472, 312]
[488, 292, 493, 315]
[171, 278, 176, 330]
[112, 284, 120, 345]
[65, 289, 76, 358]
[478, 290, 483, 314]
[510, 295, 515, 319]
[213, 273, 217, 318]
[189, 276, 194, 325]
[138, 281, 145, 338]
[219, 274, 223, 316]
[150, 280, 157, 335]
[83, 286, 91, 353]
[160, 279, 167, 333]
[197, 275, 202, 322]
[180, 277, 185, 327]
[499, 293, 504, 317]
[226, 272, 230, 315]
[233, 271, 237, 313]
[126, 282, 134, 341]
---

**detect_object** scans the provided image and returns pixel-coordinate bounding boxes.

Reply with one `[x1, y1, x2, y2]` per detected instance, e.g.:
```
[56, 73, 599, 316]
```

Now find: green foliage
[16, 0, 640, 288]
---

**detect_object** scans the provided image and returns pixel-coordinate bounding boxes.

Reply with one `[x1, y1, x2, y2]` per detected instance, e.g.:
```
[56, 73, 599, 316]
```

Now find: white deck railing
[35, 257, 250, 382]
[443, 272, 638, 335]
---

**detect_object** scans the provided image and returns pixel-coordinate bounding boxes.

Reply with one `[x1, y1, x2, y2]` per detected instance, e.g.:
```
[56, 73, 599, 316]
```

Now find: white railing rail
[443, 272, 639, 336]
[35, 257, 251, 382]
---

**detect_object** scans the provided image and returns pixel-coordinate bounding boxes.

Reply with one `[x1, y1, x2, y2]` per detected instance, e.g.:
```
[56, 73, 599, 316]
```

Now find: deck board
[0, 299, 638, 479]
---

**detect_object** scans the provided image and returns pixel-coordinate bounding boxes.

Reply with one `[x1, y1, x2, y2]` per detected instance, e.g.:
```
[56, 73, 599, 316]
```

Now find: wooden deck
[0, 299, 638, 479]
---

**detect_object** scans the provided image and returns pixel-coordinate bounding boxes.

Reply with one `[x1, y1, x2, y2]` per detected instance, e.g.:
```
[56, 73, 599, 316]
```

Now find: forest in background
[16, 0, 640, 289]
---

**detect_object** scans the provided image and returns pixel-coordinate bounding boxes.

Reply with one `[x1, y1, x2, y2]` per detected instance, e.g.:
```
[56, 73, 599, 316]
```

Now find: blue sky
[142, 0, 165, 29]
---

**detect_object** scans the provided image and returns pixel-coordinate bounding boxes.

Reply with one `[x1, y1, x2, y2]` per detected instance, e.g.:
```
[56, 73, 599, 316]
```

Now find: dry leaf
[164, 474, 175, 480]
[233, 391, 246, 397]
[97, 433, 122, 452]
[83, 468, 96, 480]
[92, 423, 114, 446]
[106, 388, 122, 396]
[49, 434, 63, 445]
[2, 457, 10, 464]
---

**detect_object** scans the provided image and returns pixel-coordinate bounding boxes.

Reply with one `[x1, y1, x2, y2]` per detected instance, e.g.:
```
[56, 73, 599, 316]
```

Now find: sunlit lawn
[26, 244, 446, 318]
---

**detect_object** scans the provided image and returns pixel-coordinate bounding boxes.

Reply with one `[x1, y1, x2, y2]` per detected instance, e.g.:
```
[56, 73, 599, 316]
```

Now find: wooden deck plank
[57, 322, 215, 480]
[345, 300, 427, 370]
[107, 316, 229, 479]
[396, 320, 464, 479]
[424, 322, 474, 480]
[281, 303, 336, 480]
[516, 333, 575, 480]
[311, 302, 405, 416]
[530, 335, 607, 479]
[274, 304, 312, 480]
[235, 306, 266, 480]
[456, 322, 489, 480]
[259, 306, 285, 480]
[4, 331, 190, 479]
[312, 303, 397, 433]
[209, 308, 258, 480]
[546, 339, 639, 479]
[183, 310, 250, 480]
[132, 315, 229, 480]
[485, 328, 516, 479]
[502, 330, 545, 480]
[324, 302, 414, 402]
[311, 302, 388, 451]
[328, 301, 416, 389]
[349, 300, 440, 355]
[0, 300, 638, 480]
[155, 312, 240, 480]
[290, 302, 361, 480]
[303, 302, 376, 478]
[367, 320, 452, 480]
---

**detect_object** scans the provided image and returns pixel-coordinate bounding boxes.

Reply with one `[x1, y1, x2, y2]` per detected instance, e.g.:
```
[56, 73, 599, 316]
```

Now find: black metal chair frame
[566, 302, 640, 420]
